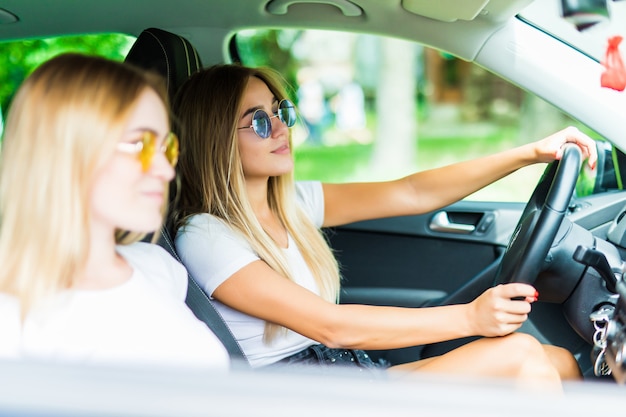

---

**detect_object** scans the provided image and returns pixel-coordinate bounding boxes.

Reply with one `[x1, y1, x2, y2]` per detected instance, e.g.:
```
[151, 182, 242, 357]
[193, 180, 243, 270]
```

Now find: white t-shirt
[176, 181, 325, 368]
[0, 242, 230, 370]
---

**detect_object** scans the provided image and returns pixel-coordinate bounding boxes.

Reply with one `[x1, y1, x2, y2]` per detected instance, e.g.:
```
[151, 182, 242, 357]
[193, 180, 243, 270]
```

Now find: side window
[233, 29, 600, 202]
[0, 33, 135, 138]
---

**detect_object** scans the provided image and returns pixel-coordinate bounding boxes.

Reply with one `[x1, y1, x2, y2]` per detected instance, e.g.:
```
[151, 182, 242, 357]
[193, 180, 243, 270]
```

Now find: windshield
[520, 0, 626, 61]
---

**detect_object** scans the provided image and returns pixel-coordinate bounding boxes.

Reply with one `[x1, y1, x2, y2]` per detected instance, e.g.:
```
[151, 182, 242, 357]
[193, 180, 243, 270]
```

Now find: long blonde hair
[173, 64, 340, 342]
[0, 53, 168, 314]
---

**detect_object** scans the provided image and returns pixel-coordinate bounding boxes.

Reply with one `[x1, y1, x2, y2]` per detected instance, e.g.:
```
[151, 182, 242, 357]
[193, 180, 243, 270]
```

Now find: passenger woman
[172, 64, 596, 387]
[0, 54, 229, 369]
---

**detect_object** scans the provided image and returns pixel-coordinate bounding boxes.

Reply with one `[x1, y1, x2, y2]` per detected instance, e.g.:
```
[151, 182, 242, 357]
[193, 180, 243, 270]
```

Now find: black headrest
[126, 28, 202, 240]
[125, 27, 202, 102]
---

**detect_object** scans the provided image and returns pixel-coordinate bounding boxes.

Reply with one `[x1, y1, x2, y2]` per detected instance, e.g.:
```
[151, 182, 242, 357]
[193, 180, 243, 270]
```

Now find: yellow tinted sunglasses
[116, 132, 179, 172]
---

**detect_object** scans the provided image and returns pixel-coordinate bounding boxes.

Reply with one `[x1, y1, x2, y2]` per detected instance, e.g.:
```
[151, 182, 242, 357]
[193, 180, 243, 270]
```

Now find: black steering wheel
[495, 144, 582, 285]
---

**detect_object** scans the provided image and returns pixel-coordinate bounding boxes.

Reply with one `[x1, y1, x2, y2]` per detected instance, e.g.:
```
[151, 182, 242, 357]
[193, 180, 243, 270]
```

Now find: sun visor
[401, 0, 533, 22]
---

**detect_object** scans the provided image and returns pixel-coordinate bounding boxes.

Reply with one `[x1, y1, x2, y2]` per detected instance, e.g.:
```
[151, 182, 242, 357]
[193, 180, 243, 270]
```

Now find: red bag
[601, 35, 626, 92]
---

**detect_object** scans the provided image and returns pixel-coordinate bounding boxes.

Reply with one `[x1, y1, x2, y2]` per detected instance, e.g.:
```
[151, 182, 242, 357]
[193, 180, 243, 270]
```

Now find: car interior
[2, 0, 626, 392]
[117, 20, 623, 380]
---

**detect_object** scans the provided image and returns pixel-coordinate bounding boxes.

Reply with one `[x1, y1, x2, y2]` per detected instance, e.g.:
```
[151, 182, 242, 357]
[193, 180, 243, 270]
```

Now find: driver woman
[172, 64, 596, 388]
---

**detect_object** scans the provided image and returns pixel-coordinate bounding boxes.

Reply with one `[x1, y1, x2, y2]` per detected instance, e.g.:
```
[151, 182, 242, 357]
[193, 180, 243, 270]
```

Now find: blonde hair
[0, 53, 169, 314]
[173, 64, 340, 342]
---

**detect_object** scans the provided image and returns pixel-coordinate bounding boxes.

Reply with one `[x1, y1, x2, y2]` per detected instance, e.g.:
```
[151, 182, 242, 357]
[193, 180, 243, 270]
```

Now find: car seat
[124, 27, 249, 368]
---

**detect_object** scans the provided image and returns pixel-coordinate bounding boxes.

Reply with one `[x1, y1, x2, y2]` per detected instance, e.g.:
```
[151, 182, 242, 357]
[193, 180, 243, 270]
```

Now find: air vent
[607, 208, 626, 248]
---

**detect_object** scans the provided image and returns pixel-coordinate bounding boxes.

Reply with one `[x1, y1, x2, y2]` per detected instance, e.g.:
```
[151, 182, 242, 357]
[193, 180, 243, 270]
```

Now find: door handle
[429, 211, 476, 234]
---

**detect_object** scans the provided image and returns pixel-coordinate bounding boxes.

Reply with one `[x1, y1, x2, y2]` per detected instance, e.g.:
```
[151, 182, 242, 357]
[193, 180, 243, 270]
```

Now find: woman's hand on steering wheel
[531, 126, 597, 169]
[467, 283, 538, 337]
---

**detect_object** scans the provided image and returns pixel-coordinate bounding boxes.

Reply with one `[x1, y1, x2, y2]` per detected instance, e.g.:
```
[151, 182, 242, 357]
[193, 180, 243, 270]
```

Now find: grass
[294, 142, 373, 183]
[293, 123, 546, 202]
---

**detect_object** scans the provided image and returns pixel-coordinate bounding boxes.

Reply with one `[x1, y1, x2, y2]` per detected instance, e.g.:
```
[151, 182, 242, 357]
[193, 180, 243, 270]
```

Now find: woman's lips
[272, 143, 290, 154]
[142, 190, 165, 204]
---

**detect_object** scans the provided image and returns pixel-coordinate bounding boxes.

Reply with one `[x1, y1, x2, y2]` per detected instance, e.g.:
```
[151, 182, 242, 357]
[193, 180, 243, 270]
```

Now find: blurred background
[0, 27, 597, 202]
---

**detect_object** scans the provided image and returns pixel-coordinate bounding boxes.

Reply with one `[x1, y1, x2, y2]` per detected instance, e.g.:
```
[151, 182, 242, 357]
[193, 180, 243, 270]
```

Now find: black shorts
[264, 344, 389, 378]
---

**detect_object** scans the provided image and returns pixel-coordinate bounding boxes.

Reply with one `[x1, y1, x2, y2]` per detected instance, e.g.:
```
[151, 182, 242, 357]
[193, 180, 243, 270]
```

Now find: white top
[0, 242, 230, 370]
[176, 181, 325, 368]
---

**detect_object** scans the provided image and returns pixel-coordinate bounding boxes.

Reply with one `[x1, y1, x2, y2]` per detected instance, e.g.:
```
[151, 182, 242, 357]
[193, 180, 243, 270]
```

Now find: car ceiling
[2, 0, 626, 149]
[1, 0, 532, 61]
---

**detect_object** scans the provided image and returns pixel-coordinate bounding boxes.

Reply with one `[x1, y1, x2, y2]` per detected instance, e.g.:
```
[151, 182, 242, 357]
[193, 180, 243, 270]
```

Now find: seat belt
[185, 274, 249, 368]
[156, 229, 250, 369]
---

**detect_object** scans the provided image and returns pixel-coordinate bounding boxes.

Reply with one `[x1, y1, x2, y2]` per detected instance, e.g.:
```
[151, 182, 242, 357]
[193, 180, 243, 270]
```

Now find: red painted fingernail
[534, 291, 539, 299]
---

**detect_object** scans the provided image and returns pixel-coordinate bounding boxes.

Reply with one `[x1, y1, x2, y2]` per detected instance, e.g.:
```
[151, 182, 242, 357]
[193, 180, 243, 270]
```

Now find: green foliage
[0, 33, 135, 118]
[294, 142, 373, 182]
[235, 29, 301, 99]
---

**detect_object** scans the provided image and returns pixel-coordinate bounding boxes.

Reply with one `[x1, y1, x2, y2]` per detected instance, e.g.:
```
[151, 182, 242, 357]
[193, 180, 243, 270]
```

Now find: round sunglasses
[238, 99, 297, 139]
[116, 131, 179, 172]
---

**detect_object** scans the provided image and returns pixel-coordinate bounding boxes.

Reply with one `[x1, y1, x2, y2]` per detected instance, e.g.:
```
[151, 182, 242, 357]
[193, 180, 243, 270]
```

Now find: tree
[369, 37, 419, 178]
[0, 34, 134, 120]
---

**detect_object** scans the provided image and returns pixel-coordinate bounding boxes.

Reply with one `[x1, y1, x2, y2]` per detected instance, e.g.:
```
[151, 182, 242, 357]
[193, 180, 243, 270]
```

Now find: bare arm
[213, 260, 538, 350]
[322, 126, 597, 227]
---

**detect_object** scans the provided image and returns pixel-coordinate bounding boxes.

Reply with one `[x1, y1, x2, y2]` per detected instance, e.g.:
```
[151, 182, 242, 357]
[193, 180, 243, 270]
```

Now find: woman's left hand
[533, 126, 597, 169]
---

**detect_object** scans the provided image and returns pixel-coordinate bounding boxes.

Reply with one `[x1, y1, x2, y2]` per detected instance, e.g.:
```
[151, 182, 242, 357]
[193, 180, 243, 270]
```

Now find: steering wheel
[494, 144, 582, 285]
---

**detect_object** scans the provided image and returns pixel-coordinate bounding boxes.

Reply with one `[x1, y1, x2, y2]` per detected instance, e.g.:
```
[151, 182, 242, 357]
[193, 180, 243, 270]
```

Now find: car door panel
[329, 201, 525, 307]
[329, 194, 626, 367]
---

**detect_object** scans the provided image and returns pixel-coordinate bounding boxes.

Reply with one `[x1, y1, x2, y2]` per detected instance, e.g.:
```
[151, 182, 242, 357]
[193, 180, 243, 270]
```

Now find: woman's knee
[499, 332, 546, 356]
[543, 344, 581, 380]
[498, 333, 562, 383]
